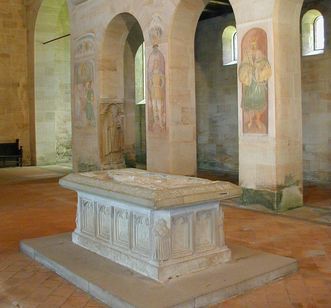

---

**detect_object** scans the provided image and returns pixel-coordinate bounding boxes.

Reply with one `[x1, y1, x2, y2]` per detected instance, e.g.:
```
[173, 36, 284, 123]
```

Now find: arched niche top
[35, 0, 70, 43]
[222, 25, 237, 65]
[100, 12, 144, 100]
[302, 9, 325, 56]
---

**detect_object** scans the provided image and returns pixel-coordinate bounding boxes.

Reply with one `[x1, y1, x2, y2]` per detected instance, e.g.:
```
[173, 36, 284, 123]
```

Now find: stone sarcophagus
[59, 169, 241, 282]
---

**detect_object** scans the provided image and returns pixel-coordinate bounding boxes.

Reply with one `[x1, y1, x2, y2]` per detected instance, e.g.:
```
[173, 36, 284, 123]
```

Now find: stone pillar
[233, 0, 304, 211]
[147, 7, 200, 176]
[145, 15, 172, 174]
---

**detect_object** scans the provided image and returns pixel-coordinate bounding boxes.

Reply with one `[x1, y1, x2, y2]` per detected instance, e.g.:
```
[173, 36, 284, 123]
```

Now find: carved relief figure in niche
[239, 28, 271, 134]
[74, 61, 96, 127]
[153, 219, 170, 261]
[100, 103, 124, 167]
[147, 15, 166, 133]
[110, 104, 124, 153]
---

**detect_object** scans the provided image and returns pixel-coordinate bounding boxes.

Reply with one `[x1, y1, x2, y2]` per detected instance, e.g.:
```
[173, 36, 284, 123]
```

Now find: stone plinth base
[241, 186, 303, 212]
[20, 233, 297, 308]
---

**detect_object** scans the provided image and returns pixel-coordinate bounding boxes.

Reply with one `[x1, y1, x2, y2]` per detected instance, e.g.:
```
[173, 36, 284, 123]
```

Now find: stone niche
[60, 169, 241, 282]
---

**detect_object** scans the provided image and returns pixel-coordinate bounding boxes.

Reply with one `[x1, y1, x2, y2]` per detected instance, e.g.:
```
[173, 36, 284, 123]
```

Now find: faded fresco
[73, 34, 99, 172]
[74, 61, 96, 127]
[147, 47, 166, 132]
[147, 14, 166, 133]
[74, 34, 96, 128]
[239, 28, 271, 134]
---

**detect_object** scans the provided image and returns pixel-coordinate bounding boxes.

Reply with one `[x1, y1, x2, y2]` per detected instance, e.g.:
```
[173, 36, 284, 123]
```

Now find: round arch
[99, 12, 145, 169]
[34, 0, 72, 166]
[167, 0, 237, 175]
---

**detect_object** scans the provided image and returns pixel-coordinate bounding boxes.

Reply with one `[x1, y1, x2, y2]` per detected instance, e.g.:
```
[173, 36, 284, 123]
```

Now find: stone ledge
[20, 233, 297, 308]
[59, 169, 241, 209]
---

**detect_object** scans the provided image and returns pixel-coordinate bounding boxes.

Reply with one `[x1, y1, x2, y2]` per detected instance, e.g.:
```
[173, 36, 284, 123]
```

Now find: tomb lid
[59, 168, 241, 209]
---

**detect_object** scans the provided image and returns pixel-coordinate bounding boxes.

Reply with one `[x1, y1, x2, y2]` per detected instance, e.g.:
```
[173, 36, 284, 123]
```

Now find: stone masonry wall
[195, 14, 238, 175]
[195, 3, 330, 184]
[0, 0, 30, 165]
[35, 0, 71, 165]
[301, 0, 331, 183]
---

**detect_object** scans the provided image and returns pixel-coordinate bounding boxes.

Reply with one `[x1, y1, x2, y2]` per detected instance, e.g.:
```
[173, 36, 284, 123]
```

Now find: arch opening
[301, 1, 331, 188]
[195, 1, 239, 182]
[100, 13, 146, 169]
[34, 0, 72, 167]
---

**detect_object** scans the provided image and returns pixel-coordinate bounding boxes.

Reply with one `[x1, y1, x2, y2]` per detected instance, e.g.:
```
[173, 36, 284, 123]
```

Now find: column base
[241, 186, 303, 212]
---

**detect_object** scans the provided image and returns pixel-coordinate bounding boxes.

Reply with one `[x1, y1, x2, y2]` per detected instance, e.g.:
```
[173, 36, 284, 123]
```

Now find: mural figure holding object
[239, 28, 272, 134]
[148, 47, 166, 132]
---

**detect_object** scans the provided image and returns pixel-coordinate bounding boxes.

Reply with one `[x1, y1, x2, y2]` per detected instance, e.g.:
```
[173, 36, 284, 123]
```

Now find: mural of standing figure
[85, 80, 96, 125]
[74, 60, 96, 127]
[148, 47, 166, 132]
[239, 28, 272, 134]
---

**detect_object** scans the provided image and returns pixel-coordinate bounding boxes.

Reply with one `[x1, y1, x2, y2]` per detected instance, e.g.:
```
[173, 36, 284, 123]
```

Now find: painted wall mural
[147, 47, 166, 132]
[239, 28, 271, 134]
[74, 34, 97, 128]
[147, 15, 166, 133]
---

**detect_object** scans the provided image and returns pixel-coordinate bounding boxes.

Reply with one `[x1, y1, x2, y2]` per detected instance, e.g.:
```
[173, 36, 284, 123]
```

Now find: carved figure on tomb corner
[153, 219, 170, 261]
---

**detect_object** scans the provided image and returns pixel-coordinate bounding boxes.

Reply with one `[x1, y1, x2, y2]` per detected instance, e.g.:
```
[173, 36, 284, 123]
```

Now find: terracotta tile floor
[304, 184, 331, 209]
[0, 167, 331, 307]
[0, 167, 107, 307]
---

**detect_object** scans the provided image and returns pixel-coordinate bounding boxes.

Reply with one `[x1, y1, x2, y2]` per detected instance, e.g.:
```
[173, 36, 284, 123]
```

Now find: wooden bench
[0, 139, 23, 168]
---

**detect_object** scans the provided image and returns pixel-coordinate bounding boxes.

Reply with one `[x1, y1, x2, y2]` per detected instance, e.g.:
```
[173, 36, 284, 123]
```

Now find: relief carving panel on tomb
[195, 209, 216, 251]
[113, 208, 130, 248]
[132, 213, 150, 256]
[80, 198, 96, 236]
[239, 28, 271, 134]
[96, 204, 111, 242]
[171, 214, 193, 258]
